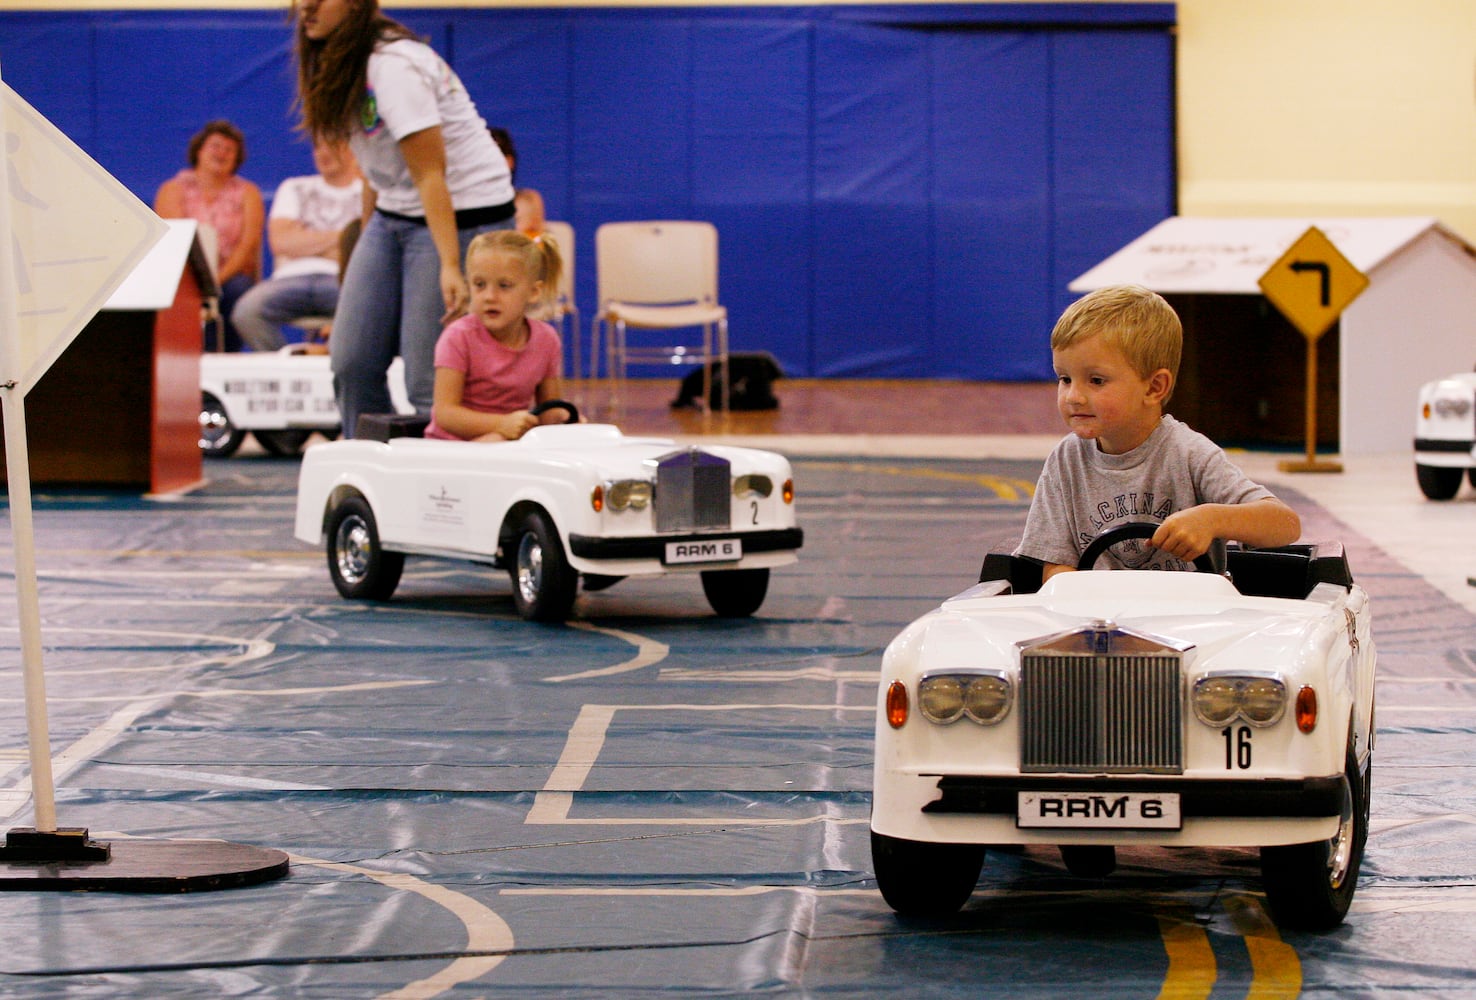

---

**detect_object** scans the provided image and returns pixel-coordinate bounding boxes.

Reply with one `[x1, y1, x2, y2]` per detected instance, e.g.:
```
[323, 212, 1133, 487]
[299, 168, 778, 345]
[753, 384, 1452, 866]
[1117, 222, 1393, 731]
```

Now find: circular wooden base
[0, 837, 288, 893]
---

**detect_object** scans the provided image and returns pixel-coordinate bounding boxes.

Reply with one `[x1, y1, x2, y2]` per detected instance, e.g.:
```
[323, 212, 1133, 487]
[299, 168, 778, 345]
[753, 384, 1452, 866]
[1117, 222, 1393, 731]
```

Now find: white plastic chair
[534, 220, 579, 381]
[591, 220, 728, 413]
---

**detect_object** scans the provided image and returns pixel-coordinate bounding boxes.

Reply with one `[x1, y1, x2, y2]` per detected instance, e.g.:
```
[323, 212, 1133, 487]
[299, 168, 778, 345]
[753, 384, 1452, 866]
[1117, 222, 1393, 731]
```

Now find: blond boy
[1016, 285, 1301, 580]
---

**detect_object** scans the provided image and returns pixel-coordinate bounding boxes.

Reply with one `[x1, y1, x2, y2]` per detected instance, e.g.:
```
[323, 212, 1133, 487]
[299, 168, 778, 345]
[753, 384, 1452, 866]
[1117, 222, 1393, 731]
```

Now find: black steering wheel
[1076, 521, 1225, 575]
[530, 399, 580, 425]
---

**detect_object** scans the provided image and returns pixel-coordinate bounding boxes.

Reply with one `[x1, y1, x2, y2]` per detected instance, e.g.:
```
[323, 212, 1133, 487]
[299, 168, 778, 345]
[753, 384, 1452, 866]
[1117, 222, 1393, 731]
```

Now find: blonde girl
[425, 232, 568, 441]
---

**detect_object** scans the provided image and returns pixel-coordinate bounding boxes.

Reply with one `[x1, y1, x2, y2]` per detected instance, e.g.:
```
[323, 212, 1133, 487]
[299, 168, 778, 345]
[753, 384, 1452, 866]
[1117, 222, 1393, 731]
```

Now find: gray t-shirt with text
[1015, 415, 1274, 571]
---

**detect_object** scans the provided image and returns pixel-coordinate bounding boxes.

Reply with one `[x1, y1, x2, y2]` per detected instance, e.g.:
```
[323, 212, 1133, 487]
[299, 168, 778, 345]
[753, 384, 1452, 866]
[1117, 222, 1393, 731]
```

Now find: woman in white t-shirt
[291, 0, 515, 437]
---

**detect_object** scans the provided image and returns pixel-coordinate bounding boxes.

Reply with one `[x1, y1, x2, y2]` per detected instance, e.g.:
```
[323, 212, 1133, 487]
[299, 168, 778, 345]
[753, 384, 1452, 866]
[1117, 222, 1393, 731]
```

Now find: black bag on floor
[671, 352, 782, 411]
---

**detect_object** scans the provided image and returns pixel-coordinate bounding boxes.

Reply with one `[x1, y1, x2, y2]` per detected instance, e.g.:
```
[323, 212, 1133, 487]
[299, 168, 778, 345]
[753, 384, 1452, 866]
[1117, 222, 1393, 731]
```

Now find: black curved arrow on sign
[1289, 260, 1331, 306]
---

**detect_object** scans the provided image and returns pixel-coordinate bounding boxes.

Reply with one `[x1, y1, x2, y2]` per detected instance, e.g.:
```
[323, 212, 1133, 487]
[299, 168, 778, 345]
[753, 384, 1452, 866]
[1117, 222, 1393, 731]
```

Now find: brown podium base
[0, 827, 288, 892]
[1278, 459, 1343, 473]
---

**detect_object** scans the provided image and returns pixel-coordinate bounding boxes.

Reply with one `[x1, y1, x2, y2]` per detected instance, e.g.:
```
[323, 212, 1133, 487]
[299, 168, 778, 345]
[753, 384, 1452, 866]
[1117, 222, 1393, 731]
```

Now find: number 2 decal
[750, 500, 759, 525]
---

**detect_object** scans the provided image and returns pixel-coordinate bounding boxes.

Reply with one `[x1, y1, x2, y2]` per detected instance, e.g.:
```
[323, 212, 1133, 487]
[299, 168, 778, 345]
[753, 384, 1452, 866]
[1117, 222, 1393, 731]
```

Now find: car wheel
[1259, 741, 1369, 930]
[510, 509, 578, 622]
[1416, 464, 1463, 500]
[700, 567, 769, 618]
[1467, 467, 1476, 491]
[255, 429, 313, 457]
[326, 495, 404, 601]
[199, 392, 244, 458]
[871, 829, 984, 918]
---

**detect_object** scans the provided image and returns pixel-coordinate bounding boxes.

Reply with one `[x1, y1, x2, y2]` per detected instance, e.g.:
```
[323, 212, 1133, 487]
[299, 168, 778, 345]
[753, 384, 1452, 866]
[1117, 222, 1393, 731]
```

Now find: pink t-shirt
[169, 168, 252, 270]
[425, 316, 562, 440]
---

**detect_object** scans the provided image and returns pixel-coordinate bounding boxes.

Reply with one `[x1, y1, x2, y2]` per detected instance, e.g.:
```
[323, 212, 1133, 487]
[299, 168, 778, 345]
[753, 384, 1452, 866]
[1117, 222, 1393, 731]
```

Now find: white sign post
[0, 69, 289, 888]
[0, 72, 165, 851]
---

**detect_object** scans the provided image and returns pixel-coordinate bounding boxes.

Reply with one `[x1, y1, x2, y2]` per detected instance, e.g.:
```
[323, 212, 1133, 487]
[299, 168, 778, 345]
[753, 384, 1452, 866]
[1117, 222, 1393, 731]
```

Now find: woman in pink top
[426, 230, 569, 441]
[153, 120, 265, 351]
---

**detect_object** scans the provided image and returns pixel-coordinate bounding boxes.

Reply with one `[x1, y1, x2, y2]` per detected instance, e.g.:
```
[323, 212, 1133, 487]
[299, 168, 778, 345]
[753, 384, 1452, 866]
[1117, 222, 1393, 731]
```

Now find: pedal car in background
[293, 402, 803, 622]
[871, 522, 1376, 930]
[200, 346, 412, 457]
[1414, 369, 1476, 499]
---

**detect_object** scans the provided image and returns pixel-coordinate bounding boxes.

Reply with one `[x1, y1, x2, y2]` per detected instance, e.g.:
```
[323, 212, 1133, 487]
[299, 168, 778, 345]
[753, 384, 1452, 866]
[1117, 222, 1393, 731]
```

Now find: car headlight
[1191, 673, 1286, 727]
[1433, 397, 1472, 419]
[733, 474, 772, 499]
[918, 672, 1012, 725]
[606, 479, 652, 511]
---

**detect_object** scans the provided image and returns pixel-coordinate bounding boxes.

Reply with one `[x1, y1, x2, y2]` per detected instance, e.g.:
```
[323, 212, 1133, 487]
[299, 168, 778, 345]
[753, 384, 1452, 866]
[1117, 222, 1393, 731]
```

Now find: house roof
[1068, 216, 1474, 294]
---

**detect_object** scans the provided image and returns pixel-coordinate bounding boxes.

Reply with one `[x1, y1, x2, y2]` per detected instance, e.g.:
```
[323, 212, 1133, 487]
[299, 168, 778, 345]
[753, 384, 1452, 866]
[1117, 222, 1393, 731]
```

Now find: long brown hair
[292, 0, 420, 142]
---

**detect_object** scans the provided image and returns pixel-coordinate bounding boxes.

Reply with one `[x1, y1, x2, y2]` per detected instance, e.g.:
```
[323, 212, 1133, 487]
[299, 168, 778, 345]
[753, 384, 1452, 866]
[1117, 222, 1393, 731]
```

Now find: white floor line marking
[0, 700, 155, 824]
[660, 668, 876, 683]
[97, 764, 329, 791]
[527, 703, 873, 826]
[0, 624, 276, 674]
[293, 855, 515, 1000]
[0, 679, 435, 706]
[545, 622, 668, 683]
[500, 885, 878, 897]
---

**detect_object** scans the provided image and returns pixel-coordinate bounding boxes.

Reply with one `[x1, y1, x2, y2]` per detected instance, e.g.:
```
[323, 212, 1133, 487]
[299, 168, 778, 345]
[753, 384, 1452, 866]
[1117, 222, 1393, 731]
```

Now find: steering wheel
[1076, 521, 1225, 574]
[530, 399, 580, 425]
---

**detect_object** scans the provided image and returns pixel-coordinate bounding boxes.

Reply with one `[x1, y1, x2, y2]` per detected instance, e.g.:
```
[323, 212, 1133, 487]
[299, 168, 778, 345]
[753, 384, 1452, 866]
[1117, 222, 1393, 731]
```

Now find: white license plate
[664, 538, 742, 565]
[1017, 791, 1181, 830]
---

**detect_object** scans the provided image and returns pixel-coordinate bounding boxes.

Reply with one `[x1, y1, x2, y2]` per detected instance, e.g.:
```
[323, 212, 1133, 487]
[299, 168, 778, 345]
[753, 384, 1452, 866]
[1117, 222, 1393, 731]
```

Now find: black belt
[375, 200, 515, 229]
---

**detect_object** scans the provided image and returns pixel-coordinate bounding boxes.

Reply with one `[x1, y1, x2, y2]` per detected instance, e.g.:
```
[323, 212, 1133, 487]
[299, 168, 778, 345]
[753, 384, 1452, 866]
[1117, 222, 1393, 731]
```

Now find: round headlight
[918, 676, 965, 724]
[1193, 677, 1241, 726]
[1240, 677, 1286, 725]
[963, 675, 1011, 724]
[733, 474, 773, 499]
[607, 480, 652, 511]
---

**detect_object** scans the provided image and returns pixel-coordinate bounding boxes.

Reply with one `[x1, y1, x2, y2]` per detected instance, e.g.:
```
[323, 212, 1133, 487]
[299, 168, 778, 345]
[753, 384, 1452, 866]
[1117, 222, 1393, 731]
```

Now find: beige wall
[1178, 0, 1476, 239]
[11, 1, 1476, 237]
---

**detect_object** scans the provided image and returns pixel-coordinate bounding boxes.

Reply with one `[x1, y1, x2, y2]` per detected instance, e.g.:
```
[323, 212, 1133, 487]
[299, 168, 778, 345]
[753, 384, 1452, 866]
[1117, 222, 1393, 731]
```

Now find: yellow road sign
[2, 81, 165, 394]
[1257, 226, 1369, 340]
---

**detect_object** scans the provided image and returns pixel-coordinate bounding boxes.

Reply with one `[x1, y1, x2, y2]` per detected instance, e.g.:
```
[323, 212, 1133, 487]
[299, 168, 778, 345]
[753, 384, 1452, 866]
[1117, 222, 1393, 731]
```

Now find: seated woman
[425, 230, 569, 441]
[153, 120, 264, 351]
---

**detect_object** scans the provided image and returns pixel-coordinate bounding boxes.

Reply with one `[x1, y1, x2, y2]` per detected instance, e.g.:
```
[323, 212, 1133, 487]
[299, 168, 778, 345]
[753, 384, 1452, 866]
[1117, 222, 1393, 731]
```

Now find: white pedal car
[871, 523, 1377, 930]
[293, 403, 802, 621]
[199, 347, 412, 457]
[1414, 369, 1476, 499]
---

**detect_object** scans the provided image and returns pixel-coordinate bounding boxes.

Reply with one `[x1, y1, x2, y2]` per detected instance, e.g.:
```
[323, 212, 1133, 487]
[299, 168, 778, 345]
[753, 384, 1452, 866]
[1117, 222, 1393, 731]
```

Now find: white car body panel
[872, 565, 1376, 850]
[201, 348, 412, 434]
[294, 423, 801, 580]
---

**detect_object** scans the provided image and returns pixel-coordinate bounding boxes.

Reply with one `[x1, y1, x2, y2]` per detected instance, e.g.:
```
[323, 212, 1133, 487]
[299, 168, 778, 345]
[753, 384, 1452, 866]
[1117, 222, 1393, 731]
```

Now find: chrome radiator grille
[1020, 652, 1183, 774]
[654, 449, 731, 533]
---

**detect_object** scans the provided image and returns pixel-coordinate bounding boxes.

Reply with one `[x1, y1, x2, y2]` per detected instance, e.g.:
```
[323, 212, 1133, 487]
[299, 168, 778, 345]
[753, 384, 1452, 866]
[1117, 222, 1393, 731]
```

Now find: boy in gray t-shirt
[1016, 285, 1300, 580]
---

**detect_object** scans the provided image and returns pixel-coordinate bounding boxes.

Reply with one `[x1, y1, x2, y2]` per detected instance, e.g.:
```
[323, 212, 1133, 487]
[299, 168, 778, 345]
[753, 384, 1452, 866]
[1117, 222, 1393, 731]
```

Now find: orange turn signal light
[591, 485, 604, 513]
[782, 478, 794, 504]
[1295, 685, 1318, 733]
[886, 680, 909, 729]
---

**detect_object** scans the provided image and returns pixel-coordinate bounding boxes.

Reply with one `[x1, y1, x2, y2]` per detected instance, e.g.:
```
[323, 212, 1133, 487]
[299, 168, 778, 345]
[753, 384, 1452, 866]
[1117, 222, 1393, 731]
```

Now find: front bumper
[922, 773, 1344, 819]
[568, 527, 803, 561]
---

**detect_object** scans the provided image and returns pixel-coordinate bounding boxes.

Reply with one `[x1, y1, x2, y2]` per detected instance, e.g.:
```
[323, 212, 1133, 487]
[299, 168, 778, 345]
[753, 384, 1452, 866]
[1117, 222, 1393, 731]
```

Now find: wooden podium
[0, 220, 211, 494]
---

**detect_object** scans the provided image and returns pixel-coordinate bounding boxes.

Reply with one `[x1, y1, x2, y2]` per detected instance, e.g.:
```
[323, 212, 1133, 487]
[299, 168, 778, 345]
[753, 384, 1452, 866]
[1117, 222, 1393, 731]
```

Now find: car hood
[891, 570, 1339, 674]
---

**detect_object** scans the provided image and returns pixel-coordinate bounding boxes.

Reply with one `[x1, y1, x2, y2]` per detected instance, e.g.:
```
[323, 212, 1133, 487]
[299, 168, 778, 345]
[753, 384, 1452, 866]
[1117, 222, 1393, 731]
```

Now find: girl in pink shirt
[426, 231, 568, 441]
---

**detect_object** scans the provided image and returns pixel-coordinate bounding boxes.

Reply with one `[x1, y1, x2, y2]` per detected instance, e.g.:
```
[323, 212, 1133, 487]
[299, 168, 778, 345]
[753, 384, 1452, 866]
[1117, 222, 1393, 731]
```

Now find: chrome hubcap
[517, 533, 543, 605]
[199, 407, 231, 448]
[1327, 773, 1355, 890]
[334, 515, 372, 584]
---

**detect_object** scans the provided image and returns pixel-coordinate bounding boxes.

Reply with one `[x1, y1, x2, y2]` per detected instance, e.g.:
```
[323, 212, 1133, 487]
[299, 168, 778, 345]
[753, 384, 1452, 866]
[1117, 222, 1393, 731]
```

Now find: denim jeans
[331, 210, 510, 437]
[232, 273, 341, 352]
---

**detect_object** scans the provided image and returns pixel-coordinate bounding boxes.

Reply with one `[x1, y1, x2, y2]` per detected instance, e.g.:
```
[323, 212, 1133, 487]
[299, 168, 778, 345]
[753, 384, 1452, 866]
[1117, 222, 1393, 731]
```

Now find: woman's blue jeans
[331, 210, 510, 437]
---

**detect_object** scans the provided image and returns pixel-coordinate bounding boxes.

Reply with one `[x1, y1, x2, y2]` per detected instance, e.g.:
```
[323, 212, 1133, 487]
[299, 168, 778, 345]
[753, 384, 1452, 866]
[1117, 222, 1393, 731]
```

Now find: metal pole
[0, 62, 59, 832]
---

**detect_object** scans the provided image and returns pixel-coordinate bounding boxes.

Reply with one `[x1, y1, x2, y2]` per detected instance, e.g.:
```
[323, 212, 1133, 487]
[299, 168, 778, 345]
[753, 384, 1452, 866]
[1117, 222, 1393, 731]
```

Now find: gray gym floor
[0, 442, 1471, 997]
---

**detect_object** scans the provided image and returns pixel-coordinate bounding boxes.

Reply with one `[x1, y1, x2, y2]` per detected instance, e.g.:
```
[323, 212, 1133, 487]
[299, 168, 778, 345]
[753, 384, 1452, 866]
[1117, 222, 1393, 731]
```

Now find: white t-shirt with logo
[351, 38, 513, 217]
